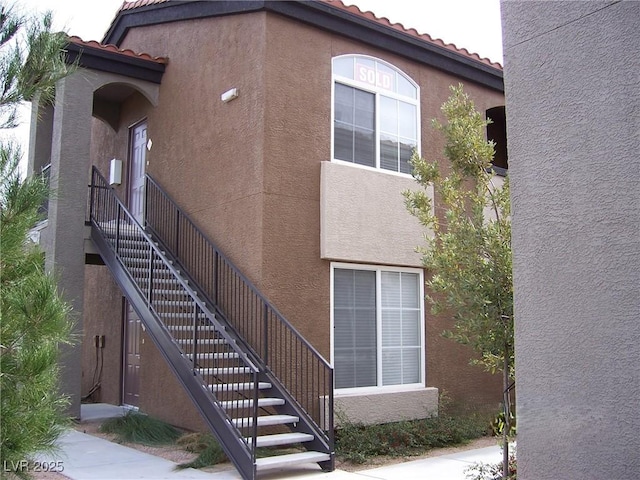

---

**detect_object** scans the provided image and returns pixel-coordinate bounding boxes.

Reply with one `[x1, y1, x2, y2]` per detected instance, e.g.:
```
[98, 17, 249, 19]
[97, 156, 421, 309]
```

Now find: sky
[9, 0, 503, 164]
[18, 0, 503, 62]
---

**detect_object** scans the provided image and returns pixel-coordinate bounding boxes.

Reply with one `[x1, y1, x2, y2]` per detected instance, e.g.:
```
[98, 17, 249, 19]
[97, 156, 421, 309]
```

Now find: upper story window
[332, 55, 420, 175]
[486, 106, 508, 176]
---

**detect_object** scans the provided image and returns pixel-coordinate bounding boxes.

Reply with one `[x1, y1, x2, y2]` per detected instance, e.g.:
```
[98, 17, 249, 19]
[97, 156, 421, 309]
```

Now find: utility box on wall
[109, 159, 122, 185]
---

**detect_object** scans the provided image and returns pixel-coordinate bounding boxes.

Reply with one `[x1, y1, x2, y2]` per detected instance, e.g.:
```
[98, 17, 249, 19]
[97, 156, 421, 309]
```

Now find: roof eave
[65, 41, 166, 84]
[103, 0, 502, 92]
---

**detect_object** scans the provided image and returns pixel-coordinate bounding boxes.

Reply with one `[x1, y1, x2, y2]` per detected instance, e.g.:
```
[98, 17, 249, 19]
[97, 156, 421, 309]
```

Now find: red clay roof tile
[67, 36, 167, 64]
[324, 0, 502, 69]
[119, 0, 171, 11]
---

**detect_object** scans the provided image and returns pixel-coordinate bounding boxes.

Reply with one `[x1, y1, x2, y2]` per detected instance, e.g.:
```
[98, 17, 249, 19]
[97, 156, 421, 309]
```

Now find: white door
[129, 121, 147, 223]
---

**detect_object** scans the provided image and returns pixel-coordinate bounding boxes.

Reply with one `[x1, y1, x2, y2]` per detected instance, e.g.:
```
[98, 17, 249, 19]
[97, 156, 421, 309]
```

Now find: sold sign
[355, 62, 394, 91]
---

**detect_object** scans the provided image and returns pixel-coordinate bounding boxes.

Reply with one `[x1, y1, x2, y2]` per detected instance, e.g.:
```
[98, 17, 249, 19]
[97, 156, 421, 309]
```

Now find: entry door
[123, 302, 141, 407]
[129, 121, 147, 223]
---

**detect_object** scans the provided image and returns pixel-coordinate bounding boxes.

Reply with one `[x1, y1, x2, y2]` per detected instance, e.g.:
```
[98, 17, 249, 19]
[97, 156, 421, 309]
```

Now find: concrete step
[231, 414, 298, 428]
[255, 451, 331, 471]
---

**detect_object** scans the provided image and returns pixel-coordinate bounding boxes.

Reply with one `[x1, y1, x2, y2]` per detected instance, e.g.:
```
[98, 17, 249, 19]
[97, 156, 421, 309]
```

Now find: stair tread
[169, 325, 216, 331]
[180, 338, 227, 345]
[187, 352, 239, 360]
[219, 397, 284, 409]
[255, 451, 331, 470]
[209, 382, 270, 391]
[249, 432, 314, 448]
[197, 366, 249, 374]
[231, 414, 298, 428]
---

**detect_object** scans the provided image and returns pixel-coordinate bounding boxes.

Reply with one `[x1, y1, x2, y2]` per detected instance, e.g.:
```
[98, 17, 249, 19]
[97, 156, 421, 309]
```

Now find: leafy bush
[465, 447, 516, 480]
[98, 411, 181, 446]
[335, 412, 491, 464]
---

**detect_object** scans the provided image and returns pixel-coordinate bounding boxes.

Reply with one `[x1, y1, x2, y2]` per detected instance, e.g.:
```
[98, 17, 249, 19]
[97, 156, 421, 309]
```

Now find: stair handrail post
[147, 244, 154, 307]
[328, 367, 335, 450]
[175, 209, 180, 255]
[213, 250, 218, 306]
[251, 370, 259, 465]
[192, 302, 198, 370]
[89, 167, 96, 222]
[144, 176, 149, 230]
[115, 207, 121, 255]
[262, 304, 269, 365]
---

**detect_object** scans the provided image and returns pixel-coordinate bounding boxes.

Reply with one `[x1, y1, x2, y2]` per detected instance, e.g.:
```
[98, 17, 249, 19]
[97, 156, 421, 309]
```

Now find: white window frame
[331, 54, 421, 177]
[330, 262, 426, 395]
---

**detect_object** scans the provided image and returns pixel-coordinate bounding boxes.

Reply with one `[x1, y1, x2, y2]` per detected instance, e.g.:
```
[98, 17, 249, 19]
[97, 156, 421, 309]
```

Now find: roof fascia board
[268, 1, 503, 92]
[104, 0, 502, 92]
[66, 42, 165, 84]
[104, 1, 265, 46]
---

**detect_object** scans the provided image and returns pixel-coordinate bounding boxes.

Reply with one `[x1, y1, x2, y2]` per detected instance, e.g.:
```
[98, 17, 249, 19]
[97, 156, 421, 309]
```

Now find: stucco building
[29, 1, 506, 477]
[502, 1, 640, 478]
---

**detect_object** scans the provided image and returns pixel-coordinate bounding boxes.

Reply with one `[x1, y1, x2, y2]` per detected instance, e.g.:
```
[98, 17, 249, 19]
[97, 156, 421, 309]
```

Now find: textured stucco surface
[75, 9, 508, 427]
[502, 1, 640, 478]
[45, 72, 95, 417]
[320, 161, 428, 267]
[82, 266, 123, 405]
[334, 388, 439, 426]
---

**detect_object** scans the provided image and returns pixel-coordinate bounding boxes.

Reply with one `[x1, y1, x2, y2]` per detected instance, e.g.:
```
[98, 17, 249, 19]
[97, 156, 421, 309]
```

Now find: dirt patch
[74, 421, 199, 466]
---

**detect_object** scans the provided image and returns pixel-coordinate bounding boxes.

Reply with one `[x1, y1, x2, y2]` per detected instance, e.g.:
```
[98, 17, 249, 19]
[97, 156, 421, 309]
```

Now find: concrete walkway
[36, 404, 503, 480]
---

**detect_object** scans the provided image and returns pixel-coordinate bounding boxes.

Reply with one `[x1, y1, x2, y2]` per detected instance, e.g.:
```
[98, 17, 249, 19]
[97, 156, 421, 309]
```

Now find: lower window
[332, 265, 424, 390]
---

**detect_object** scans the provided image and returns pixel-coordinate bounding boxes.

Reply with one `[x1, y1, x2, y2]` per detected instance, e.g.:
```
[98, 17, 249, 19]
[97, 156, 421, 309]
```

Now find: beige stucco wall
[320, 161, 429, 267]
[333, 388, 439, 427]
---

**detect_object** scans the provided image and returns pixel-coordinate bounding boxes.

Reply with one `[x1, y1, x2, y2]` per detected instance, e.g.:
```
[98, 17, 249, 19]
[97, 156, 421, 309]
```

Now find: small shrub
[176, 433, 226, 469]
[465, 447, 516, 480]
[98, 411, 181, 446]
[335, 412, 492, 464]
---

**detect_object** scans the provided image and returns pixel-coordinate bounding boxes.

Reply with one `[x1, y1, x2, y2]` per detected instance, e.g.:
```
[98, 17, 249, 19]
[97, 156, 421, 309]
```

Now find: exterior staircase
[88, 167, 333, 479]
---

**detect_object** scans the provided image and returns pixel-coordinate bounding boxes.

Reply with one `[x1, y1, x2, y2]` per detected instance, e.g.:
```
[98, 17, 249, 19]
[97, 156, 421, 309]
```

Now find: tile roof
[67, 36, 167, 65]
[111, 0, 501, 69]
[118, 0, 170, 11]
[325, 0, 502, 69]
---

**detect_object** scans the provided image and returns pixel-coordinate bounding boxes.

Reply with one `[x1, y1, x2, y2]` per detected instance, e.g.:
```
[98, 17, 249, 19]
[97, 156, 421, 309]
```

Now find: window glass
[334, 267, 423, 390]
[334, 84, 375, 167]
[397, 74, 417, 99]
[333, 55, 419, 174]
[333, 56, 354, 80]
[334, 269, 377, 389]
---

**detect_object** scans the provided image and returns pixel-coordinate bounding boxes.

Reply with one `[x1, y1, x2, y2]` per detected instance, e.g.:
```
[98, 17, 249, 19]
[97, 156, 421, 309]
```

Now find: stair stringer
[89, 226, 258, 480]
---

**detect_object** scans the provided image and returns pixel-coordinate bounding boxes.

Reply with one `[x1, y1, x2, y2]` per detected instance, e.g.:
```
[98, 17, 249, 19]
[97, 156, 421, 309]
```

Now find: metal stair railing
[145, 174, 335, 458]
[88, 166, 261, 480]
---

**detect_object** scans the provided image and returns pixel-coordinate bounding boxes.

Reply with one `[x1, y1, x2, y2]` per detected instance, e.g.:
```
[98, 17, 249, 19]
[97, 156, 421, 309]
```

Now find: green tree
[404, 84, 513, 479]
[0, 2, 73, 477]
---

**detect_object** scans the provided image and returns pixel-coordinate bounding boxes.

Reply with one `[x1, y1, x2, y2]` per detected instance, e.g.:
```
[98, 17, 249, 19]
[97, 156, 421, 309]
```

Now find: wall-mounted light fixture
[221, 87, 239, 103]
[109, 159, 122, 185]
